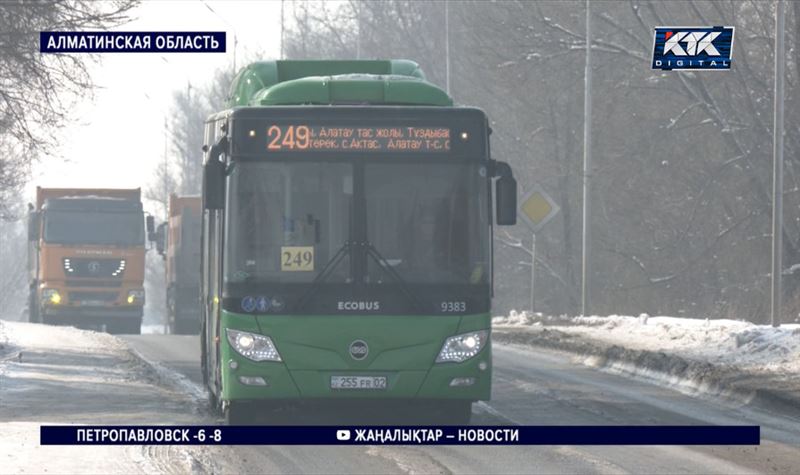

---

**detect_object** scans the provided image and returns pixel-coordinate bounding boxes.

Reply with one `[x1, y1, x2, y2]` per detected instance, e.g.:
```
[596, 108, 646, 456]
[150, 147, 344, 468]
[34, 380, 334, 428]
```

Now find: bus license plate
[80, 300, 107, 307]
[330, 376, 387, 390]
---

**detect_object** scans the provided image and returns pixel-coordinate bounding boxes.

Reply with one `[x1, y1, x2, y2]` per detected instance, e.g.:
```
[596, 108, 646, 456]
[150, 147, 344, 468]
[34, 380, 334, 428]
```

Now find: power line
[201, 1, 238, 73]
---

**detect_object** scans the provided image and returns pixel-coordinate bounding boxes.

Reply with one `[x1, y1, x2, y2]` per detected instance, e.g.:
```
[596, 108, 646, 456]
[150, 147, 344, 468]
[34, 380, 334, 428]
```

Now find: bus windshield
[224, 160, 489, 285]
[225, 161, 353, 284]
[43, 210, 145, 246]
[364, 162, 489, 284]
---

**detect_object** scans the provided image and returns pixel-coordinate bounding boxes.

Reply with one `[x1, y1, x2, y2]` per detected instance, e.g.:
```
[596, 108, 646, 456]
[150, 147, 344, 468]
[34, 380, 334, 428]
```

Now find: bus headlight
[127, 289, 145, 304]
[226, 329, 282, 362]
[42, 289, 61, 305]
[436, 330, 488, 363]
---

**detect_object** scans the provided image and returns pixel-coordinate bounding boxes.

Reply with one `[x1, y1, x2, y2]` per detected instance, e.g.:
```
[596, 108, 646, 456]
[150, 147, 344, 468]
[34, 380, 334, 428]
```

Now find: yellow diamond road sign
[518, 185, 560, 233]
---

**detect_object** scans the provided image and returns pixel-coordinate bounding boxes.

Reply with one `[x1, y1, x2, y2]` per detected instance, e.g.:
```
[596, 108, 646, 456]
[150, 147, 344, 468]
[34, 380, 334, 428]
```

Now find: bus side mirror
[28, 210, 40, 241]
[146, 215, 156, 242]
[203, 158, 226, 210]
[155, 222, 167, 258]
[495, 176, 517, 226]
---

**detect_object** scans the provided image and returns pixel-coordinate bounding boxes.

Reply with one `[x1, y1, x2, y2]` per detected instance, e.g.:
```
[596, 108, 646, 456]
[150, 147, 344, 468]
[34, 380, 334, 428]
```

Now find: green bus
[200, 60, 517, 424]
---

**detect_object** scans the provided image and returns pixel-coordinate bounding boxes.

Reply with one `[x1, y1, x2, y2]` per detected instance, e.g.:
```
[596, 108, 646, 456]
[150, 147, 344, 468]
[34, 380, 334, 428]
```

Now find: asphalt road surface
[124, 335, 800, 474]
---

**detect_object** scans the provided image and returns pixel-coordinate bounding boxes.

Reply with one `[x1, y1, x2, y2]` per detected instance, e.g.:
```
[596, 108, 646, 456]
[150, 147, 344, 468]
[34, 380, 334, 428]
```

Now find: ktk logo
[652, 26, 734, 71]
[663, 31, 721, 56]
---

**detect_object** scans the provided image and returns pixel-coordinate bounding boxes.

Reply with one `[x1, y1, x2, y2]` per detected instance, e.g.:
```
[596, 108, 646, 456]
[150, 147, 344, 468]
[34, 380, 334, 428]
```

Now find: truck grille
[68, 291, 119, 303]
[63, 258, 125, 278]
[66, 280, 123, 288]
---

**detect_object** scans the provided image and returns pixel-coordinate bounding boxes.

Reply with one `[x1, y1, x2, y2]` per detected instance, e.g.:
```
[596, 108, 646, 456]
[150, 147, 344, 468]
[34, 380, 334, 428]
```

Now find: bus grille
[66, 280, 123, 288]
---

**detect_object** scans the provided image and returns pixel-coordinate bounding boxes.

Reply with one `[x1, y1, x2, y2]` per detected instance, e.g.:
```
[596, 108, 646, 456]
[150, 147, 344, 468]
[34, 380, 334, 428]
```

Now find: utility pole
[186, 81, 196, 194]
[233, 33, 237, 73]
[280, 0, 285, 59]
[355, 1, 361, 59]
[530, 233, 536, 314]
[445, 1, 451, 94]
[771, 0, 785, 328]
[581, 0, 593, 317]
[163, 116, 169, 335]
[163, 117, 169, 222]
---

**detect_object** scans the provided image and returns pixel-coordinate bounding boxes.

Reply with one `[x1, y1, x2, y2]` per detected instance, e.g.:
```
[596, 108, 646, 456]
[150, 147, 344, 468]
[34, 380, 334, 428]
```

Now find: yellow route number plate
[281, 246, 314, 271]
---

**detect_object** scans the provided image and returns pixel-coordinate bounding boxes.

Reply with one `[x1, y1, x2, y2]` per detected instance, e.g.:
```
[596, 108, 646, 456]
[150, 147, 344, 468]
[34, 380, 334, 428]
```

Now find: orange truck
[27, 187, 152, 334]
[155, 194, 201, 334]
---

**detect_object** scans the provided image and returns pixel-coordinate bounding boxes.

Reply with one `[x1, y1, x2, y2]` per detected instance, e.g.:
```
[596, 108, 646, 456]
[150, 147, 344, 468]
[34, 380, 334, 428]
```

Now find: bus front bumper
[220, 351, 492, 402]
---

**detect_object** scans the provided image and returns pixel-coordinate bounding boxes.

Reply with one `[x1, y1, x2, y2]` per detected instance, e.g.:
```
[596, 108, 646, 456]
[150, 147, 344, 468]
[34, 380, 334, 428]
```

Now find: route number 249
[268, 125, 310, 150]
[281, 246, 314, 272]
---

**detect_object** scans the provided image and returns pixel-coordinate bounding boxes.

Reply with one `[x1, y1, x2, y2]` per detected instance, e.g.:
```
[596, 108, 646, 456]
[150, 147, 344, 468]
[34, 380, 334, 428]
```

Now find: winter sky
[29, 0, 283, 212]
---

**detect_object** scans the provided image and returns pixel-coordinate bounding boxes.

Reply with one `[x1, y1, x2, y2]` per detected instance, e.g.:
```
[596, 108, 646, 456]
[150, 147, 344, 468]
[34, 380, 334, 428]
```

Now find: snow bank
[494, 312, 800, 375]
[141, 323, 167, 334]
[493, 312, 800, 407]
[0, 320, 201, 474]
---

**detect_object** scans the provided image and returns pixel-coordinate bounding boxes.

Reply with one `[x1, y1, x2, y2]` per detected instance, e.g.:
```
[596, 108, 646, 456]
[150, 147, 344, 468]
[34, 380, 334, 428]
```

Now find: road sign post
[518, 185, 560, 314]
[530, 232, 536, 313]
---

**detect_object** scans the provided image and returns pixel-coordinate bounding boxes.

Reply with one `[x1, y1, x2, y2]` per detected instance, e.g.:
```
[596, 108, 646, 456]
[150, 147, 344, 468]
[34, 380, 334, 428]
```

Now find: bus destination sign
[261, 125, 452, 153]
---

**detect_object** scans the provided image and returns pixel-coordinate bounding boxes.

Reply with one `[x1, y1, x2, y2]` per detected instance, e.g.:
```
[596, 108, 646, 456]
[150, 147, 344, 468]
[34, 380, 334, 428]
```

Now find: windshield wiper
[295, 240, 424, 313]
[363, 242, 424, 312]
[295, 240, 352, 311]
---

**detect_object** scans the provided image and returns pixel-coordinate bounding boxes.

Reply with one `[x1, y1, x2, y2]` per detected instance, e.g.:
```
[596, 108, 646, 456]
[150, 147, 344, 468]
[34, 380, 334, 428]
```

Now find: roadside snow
[0, 320, 201, 474]
[493, 312, 800, 409]
[141, 323, 167, 335]
[493, 312, 800, 377]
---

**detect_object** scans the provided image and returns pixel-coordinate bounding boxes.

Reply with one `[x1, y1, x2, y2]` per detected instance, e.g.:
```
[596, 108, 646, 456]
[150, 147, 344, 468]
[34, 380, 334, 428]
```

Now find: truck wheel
[28, 291, 40, 324]
[201, 327, 209, 386]
[127, 319, 142, 334]
[29, 303, 40, 324]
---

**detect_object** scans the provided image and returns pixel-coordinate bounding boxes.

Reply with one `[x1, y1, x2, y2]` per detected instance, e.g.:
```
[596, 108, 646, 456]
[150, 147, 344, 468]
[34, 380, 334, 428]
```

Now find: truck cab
[28, 187, 149, 334]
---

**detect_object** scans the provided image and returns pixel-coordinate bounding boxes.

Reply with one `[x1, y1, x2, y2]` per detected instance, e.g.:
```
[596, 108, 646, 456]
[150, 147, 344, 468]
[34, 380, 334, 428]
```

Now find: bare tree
[144, 156, 179, 221]
[154, 55, 264, 203]
[206, 66, 237, 112]
[168, 83, 208, 195]
[0, 0, 137, 217]
[0, 208, 28, 320]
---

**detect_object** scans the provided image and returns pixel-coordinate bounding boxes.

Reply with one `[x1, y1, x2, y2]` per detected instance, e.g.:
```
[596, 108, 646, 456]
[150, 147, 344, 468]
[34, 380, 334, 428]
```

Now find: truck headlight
[436, 330, 489, 363]
[126, 289, 145, 304]
[226, 329, 282, 362]
[42, 288, 61, 305]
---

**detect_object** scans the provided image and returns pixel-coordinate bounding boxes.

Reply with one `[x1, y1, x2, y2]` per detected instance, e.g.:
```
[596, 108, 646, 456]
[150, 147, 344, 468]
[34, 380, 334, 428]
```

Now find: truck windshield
[224, 160, 489, 285]
[43, 211, 145, 246]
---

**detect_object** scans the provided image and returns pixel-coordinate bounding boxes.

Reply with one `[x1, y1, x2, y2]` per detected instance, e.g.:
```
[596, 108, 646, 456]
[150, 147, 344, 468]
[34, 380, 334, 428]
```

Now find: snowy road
[122, 334, 800, 474]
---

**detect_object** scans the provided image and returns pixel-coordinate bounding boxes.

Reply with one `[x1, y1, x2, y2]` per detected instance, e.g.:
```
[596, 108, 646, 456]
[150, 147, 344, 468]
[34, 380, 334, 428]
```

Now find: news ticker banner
[40, 425, 760, 446]
[40, 32, 226, 53]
